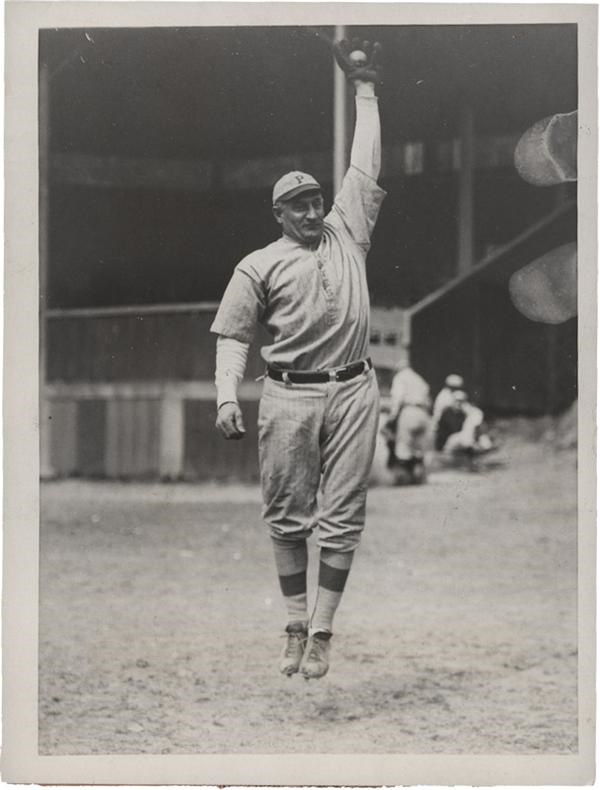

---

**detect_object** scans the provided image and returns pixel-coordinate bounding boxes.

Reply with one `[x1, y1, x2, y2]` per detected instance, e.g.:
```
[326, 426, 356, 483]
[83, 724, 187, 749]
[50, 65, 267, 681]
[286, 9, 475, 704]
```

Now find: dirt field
[39, 431, 578, 755]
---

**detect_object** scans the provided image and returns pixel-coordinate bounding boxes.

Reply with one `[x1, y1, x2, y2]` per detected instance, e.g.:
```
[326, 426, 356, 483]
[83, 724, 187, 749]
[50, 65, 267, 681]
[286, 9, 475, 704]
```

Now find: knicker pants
[394, 405, 431, 461]
[258, 368, 379, 552]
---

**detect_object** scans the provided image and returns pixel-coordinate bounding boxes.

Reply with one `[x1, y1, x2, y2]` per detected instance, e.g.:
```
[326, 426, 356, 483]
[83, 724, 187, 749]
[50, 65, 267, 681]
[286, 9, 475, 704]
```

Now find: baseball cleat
[279, 622, 308, 676]
[299, 632, 332, 679]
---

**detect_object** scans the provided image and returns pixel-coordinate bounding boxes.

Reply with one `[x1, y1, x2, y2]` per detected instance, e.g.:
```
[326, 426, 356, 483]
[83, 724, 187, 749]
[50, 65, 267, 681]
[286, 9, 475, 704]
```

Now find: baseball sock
[310, 548, 354, 635]
[271, 536, 308, 626]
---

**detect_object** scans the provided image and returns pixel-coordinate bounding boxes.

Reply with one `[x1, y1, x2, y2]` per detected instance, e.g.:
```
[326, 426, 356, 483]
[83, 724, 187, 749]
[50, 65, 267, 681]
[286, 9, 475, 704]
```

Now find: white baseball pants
[258, 368, 379, 552]
[394, 405, 431, 461]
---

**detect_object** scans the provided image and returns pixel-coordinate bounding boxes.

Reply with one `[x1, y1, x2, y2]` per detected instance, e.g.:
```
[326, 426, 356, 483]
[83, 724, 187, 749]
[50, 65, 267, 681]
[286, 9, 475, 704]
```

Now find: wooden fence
[44, 301, 266, 480]
[43, 303, 406, 480]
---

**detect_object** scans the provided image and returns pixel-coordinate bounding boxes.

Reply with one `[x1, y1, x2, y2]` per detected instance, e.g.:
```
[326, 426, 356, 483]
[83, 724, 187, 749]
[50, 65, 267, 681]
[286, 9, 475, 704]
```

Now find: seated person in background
[435, 389, 494, 456]
[432, 373, 465, 433]
[383, 356, 431, 484]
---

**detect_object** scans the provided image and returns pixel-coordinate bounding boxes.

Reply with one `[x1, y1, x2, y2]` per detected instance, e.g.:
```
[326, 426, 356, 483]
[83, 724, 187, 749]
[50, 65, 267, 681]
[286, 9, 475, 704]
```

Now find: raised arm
[324, 38, 387, 250]
[350, 83, 381, 180]
[333, 38, 383, 180]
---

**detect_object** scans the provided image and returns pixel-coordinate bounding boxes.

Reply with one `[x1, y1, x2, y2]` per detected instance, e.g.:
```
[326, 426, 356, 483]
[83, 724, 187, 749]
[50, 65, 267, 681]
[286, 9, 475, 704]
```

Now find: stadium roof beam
[406, 200, 576, 319]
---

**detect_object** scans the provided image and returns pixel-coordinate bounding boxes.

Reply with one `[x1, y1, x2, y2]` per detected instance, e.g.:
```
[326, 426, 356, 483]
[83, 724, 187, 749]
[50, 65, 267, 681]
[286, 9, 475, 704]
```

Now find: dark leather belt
[267, 357, 372, 384]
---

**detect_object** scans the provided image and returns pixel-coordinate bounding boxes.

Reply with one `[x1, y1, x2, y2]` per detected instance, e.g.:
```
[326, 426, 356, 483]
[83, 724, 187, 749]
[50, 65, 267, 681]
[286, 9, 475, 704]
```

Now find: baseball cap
[272, 171, 322, 205]
[445, 373, 465, 389]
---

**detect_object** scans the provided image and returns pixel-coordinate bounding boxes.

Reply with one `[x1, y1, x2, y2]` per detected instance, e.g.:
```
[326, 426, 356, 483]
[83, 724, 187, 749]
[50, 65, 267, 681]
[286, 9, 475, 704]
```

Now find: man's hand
[333, 38, 383, 85]
[215, 402, 246, 440]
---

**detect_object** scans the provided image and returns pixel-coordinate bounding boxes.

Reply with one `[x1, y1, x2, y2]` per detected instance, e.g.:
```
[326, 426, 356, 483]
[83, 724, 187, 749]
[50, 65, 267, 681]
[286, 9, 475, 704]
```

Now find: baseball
[349, 50, 368, 66]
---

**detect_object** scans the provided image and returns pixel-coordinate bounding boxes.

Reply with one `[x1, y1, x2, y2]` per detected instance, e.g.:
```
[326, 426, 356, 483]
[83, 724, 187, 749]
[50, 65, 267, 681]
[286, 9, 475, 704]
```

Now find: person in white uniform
[210, 39, 386, 680]
[385, 355, 431, 484]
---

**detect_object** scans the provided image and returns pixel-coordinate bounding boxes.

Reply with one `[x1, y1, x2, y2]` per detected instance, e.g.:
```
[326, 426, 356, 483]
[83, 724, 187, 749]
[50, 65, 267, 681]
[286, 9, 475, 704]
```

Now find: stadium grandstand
[40, 24, 577, 480]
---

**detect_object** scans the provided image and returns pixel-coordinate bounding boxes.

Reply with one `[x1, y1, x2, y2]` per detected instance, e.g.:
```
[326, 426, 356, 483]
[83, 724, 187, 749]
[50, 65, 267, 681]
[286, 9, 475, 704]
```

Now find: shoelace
[306, 639, 326, 662]
[282, 631, 307, 656]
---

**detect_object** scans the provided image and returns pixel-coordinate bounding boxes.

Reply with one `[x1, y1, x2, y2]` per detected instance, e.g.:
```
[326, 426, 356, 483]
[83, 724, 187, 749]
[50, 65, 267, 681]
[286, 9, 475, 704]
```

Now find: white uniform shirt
[211, 167, 386, 370]
[389, 367, 431, 418]
[210, 165, 385, 371]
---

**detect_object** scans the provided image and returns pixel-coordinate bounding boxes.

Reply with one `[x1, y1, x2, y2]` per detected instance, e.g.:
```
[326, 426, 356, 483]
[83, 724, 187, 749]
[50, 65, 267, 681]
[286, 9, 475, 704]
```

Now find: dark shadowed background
[41, 25, 577, 308]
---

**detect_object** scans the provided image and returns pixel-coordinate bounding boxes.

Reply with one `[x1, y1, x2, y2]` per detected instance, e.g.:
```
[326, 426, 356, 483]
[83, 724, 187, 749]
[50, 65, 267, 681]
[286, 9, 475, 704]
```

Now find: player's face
[274, 190, 325, 246]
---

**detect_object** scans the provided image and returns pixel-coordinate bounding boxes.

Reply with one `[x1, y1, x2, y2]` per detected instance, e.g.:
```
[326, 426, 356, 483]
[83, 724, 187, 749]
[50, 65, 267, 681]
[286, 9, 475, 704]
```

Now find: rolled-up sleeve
[210, 268, 266, 344]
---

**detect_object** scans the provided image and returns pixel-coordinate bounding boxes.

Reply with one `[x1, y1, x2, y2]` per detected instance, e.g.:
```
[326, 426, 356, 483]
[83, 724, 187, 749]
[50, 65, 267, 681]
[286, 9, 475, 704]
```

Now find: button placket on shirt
[315, 248, 337, 326]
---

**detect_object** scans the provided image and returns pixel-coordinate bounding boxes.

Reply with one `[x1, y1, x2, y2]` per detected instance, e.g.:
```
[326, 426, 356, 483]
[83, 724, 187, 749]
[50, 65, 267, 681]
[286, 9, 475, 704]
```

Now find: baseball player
[435, 388, 494, 456]
[432, 373, 466, 445]
[384, 355, 431, 484]
[210, 38, 385, 680]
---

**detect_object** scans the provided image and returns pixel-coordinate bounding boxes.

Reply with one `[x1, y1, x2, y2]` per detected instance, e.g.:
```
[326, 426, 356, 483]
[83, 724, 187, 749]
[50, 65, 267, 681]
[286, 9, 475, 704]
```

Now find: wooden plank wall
[77, 400, 106, 476]
[47, 309, 270, 383]
[48, 400, 78, 475]
[409, 204, 578, 415]
[479, 286, 577, 415]
[183, 400, 260, 482]
[410, 282, 577, 416]
[45, 393, 262, 481]
[44, 306, 270, 480]
[105, 399, 161, 478]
